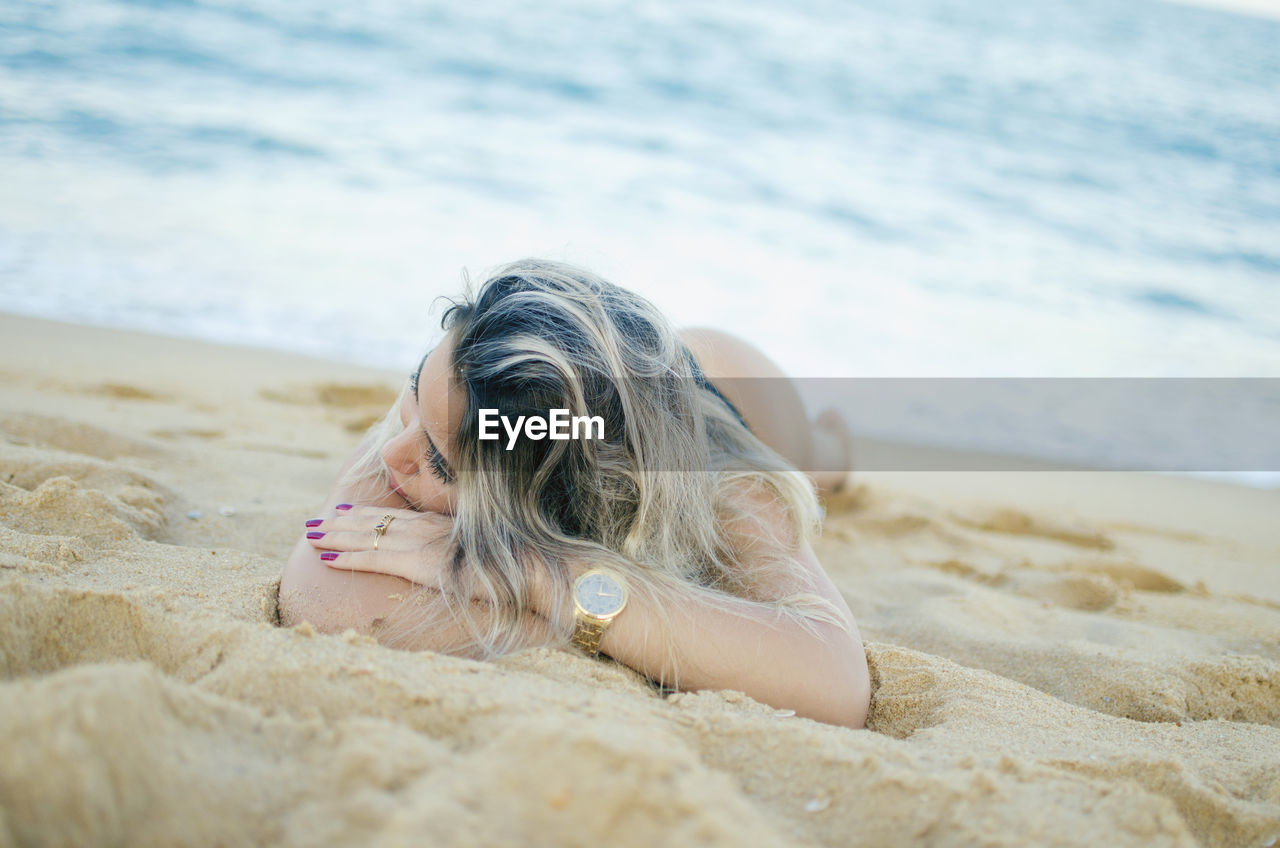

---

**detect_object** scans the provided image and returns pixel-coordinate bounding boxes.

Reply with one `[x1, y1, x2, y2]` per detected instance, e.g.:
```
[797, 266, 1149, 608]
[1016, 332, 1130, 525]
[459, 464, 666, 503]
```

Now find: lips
[385, 467, 408, 499]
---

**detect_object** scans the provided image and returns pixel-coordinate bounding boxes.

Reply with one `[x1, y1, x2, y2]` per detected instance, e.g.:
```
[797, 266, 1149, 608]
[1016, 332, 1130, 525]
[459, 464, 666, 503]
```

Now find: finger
[320, 549, 439, 587]
[307, 505, 424, 533]
[305, 528, 393, 552]
[337, 505, 422, 521]
[317, 549, 378, 570]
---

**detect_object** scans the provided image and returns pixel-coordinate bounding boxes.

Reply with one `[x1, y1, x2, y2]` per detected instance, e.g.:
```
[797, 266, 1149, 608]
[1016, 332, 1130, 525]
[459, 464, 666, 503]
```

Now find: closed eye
[408, 348, 454, 484]
[427, 443, 453, 483]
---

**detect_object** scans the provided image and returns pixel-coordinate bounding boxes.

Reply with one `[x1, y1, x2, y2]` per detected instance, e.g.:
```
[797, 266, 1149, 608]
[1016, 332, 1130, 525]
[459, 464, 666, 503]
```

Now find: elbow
[806, 626, 872, 730]
[814, 659, 870, 730]
[834, 662, 872, 729]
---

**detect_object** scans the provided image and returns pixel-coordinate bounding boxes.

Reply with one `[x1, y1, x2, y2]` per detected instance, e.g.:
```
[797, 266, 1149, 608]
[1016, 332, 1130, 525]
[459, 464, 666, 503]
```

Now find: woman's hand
[304, 505, 454, 587]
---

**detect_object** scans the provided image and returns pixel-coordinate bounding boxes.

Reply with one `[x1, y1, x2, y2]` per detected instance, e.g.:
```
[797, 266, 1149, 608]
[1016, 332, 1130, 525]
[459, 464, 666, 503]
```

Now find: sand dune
[2, 313, 1277, 847]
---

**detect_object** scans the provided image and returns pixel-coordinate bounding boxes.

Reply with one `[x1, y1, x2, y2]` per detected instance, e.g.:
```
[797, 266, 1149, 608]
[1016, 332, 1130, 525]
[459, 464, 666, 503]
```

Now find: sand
[1, 312, 1277, 848]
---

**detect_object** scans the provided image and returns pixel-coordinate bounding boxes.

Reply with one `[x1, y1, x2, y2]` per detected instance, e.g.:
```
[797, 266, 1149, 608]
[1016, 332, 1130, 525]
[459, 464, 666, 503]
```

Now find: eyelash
[409, 367, 452, 484]
[427, 447, 451, 483]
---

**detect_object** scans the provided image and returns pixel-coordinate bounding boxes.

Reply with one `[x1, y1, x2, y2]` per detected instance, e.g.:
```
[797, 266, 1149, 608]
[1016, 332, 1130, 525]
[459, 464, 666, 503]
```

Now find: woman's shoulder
[716, 477, 804, 563]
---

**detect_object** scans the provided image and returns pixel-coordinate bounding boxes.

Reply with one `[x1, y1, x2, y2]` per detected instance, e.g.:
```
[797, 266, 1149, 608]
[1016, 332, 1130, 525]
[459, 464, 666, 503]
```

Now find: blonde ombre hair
[349, 259, 845, 687]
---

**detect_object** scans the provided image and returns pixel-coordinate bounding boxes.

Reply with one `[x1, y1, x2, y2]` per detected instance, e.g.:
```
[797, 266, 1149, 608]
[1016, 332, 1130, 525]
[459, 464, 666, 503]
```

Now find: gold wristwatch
[570, 568, 629, 657]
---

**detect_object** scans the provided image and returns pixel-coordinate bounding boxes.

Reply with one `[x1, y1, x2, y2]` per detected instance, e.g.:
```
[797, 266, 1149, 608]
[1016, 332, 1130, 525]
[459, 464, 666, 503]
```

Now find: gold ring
[372, 514, 395, 551]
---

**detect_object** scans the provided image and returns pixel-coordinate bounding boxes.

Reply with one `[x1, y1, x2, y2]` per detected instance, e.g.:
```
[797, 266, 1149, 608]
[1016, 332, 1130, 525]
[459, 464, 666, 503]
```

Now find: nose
[380, 427, 421, 476]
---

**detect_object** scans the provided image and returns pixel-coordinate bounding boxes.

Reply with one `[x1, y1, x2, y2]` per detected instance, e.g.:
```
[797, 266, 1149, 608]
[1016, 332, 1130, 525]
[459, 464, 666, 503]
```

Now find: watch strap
[570, 614, 610, 657]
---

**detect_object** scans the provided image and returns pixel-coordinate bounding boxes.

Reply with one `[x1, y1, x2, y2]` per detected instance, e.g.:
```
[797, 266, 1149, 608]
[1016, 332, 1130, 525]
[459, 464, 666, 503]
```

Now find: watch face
[574, 571, 627, 617]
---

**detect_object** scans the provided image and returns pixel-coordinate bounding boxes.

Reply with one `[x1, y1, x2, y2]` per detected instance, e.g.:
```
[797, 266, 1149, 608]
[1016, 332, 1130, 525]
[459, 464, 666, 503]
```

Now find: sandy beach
[1, 312, 1277, 847]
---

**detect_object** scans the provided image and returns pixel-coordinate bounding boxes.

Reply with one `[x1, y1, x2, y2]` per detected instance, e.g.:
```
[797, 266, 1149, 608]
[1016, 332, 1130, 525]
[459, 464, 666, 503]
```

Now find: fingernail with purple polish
[336, 503, 353, 510]
[320, 552, 339, 561]
[305, 519, 323, 528]
[306, 531, 325, 540]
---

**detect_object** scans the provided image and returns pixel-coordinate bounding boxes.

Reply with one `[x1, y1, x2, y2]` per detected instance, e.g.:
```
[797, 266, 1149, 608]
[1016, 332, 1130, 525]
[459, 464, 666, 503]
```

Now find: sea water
[1, 0, 1277, 479]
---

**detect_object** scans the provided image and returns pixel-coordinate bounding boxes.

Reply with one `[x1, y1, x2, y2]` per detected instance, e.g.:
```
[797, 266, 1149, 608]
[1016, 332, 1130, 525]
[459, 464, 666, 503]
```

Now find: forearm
[279, 461, 409, 629]
[281, 533, 409, 633]
[283, 490, 554, 655]
[534, 571, 871, 730]
[287, 452, 871, 727]
[282, 532, 553, 654]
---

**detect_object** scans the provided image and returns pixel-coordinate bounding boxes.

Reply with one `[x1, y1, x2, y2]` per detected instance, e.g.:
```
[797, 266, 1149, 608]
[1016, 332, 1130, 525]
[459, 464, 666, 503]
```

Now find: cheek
[418, 479, 457, 515]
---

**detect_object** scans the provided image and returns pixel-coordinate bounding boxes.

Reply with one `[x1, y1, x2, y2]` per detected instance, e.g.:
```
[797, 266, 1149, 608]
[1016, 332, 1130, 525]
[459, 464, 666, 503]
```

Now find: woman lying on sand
[279, 259, 870, 729]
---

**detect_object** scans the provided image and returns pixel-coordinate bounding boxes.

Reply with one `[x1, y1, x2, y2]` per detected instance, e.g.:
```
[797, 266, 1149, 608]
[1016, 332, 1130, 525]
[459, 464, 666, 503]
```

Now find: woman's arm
[283, 517, 555, 653]
[297, 453, 871, 727]
[279, 443, 550, 652]
[571, 482, 871, 729]
[307, 514, 870, 727]
[529, 538, 871, 730]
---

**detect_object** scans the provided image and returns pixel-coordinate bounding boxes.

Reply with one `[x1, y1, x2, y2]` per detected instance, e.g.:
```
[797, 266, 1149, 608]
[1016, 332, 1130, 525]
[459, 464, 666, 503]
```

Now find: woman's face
[380, 333, 464, 515]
